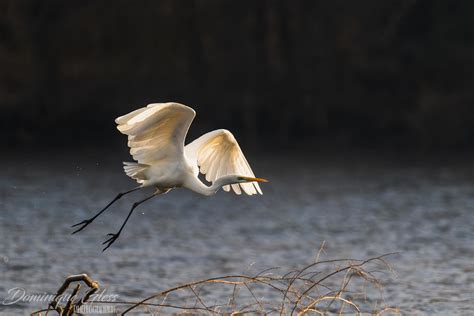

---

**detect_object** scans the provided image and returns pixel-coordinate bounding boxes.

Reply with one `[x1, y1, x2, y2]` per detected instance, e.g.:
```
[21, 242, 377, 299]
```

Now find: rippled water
[1, 152, 473, 314]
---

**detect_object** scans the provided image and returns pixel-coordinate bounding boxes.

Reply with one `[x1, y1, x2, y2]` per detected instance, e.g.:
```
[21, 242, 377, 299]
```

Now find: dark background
[1, 0, 473, 151]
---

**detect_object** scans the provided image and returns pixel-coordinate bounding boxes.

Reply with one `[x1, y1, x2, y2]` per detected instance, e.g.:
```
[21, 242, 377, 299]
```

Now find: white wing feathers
[116, 103, 261, 196]
[115, 103, 195, 164]
[185, 129, 262, 195]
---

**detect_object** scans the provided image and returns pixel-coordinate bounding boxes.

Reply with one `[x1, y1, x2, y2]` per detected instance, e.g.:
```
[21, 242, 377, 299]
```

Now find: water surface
[1, 152, 473, 314]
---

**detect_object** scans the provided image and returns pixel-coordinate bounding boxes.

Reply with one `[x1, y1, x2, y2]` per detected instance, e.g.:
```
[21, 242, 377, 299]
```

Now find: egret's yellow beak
[241, 176, 268, 183]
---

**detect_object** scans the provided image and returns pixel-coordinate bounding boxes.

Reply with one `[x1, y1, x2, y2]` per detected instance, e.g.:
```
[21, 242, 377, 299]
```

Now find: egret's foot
[102, 233, 120, 251]
[71, 219, 94, 234]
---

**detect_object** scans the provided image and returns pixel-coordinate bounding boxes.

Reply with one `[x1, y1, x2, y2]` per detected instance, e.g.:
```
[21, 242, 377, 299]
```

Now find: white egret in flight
[72, 102, 267, 251]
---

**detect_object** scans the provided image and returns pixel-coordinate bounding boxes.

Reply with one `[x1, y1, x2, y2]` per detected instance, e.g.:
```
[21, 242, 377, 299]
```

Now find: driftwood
[31, 274, 99, 316]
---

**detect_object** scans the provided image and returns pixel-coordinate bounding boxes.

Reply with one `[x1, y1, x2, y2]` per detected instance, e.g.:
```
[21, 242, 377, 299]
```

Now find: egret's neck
[185, 175, 233, 196]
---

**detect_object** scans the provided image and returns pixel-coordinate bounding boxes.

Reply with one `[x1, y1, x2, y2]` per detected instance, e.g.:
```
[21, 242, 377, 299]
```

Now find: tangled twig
[31, 253, 400, 315]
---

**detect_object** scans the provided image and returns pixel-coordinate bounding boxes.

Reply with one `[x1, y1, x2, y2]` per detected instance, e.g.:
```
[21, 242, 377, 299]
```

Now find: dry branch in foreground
[31, 253, 400, 315]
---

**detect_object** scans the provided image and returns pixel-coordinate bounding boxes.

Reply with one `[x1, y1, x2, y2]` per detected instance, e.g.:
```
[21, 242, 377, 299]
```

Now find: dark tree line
[1, 0, 473, 150]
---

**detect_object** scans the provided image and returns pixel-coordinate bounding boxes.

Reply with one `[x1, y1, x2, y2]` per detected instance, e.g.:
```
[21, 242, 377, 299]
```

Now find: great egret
[72, 102, 267, 251]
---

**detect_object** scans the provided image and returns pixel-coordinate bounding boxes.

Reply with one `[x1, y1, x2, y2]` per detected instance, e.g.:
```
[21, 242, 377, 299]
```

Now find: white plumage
[72, 102, 266, 251]
[185, 129, 262, 195]
[115, 102, 265, 196]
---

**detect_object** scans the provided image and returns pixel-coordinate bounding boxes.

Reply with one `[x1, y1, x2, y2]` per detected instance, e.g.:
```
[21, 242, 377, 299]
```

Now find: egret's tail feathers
[123, 162, 148, 184]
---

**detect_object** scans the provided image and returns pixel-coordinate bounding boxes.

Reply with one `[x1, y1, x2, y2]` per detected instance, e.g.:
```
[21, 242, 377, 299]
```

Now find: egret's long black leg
[71, 186, 141, 234]
[102, 193, 156, 251]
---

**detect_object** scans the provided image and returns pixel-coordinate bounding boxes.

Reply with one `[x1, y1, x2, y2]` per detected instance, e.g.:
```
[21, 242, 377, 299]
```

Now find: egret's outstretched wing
[116, 103, 196, 164]
[185, 129, 262, 195]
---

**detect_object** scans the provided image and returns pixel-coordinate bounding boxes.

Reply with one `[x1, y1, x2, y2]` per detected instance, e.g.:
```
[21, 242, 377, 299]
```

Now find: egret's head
[236, 176, 268, 183]
[214, 174, 268, 191]
[213, 175, 268, 195]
